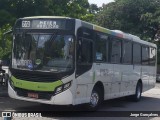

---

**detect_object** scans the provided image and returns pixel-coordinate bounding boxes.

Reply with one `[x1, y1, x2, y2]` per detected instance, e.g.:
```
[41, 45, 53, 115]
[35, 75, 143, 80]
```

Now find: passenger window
[122, 40, 132, 64]
[95, 33, 108, 62]
[133, 43, 141, 64]
[142, 46, 149, 65]
[149, 47, 156, 66]
[111, 39, 121, 63]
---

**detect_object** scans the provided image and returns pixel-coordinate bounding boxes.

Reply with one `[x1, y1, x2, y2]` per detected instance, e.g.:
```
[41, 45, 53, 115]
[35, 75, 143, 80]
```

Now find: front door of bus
[75, 37, 93, 104]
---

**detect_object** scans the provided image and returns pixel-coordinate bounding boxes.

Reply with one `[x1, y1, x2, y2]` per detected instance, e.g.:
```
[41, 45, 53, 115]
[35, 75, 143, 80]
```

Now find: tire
[3, 73, 8, 86]
[132, 82, 142, 102]
[86, 87, 103, 111]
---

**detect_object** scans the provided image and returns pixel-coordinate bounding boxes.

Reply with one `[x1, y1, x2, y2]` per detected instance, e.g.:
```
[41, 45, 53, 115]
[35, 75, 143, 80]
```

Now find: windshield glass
[12, 33, 74, 72]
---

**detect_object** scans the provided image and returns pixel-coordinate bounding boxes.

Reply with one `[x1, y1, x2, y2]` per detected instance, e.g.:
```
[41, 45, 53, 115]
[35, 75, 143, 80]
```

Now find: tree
[0, 24, 12, 60]
[0, 0, 95, 59]
[89, 4, 100, 14]
[95, 0, 160, 41]
[0, 0, 93, 24]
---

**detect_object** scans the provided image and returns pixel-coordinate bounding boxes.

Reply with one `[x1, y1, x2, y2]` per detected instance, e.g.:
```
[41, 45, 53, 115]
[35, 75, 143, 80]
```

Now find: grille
[15, 87, 54, 100]
[10, 69, 58, 82]
[12, 72, 56, 82]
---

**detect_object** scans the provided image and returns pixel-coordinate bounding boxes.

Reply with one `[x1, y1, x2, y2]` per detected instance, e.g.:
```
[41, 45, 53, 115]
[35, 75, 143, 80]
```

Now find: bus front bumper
[8, 82, 73, 105]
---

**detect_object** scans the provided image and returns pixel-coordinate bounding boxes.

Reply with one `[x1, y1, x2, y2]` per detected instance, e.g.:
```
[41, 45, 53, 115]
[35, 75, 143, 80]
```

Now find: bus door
[75, 28, 94, 104]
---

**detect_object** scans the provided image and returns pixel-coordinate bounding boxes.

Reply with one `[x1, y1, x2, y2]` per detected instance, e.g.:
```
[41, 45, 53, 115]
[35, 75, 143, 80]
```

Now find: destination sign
[20, 19, 66, 29]
[32, 20, 60, 29]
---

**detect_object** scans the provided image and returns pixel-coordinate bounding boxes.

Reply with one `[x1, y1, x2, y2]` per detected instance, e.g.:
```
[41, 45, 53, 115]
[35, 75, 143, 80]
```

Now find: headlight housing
[55, 81, 72, 95]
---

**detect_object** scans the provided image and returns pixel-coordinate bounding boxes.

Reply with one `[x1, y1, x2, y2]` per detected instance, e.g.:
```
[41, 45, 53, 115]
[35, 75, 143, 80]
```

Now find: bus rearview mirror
[2, 30, 13, 50]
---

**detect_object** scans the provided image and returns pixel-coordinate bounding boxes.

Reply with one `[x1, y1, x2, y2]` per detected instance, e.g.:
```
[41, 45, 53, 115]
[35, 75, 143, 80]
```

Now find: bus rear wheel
[86, 87, 103, 111]
[132, 82, 142, 102]
[126, 82, 142, 102]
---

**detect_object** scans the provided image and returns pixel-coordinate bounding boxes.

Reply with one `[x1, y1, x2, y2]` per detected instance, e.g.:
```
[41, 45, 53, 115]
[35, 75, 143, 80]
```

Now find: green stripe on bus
[11, 76, 63, 92]
[82, 22, 93, 29]
[94, 25, 111, 34]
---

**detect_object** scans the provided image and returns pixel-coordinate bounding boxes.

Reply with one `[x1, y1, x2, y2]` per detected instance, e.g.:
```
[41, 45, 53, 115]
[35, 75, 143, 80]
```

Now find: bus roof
[111, 30, 156, 48]
[22, 16, 71, 19]
[85, 21, 156, 48]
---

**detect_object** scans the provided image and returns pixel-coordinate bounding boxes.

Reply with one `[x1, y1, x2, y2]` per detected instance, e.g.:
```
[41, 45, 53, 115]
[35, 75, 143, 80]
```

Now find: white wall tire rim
[90, 92, 99, 107]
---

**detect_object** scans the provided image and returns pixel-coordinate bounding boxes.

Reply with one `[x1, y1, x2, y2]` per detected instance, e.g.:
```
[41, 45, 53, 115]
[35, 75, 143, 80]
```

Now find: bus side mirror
[2, 30, 13, 50]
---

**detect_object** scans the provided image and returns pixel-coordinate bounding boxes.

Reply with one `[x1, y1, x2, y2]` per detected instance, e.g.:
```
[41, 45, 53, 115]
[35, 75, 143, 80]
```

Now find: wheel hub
[137, 86, 141, 99]
[90, 92, 99, 107]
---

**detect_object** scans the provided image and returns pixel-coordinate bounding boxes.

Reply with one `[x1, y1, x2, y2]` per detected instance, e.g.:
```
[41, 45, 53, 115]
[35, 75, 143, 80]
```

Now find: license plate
[28, 93, 38, 99]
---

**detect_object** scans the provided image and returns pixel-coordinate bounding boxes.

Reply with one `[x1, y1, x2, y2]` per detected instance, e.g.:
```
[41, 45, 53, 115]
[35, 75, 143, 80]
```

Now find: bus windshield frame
[12, 29, 75, 74]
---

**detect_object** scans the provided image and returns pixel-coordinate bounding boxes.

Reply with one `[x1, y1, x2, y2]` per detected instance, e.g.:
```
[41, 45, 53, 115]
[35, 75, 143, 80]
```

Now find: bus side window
[95, 33, 108, 62]
[122, 40, 132, 64]
[149, 47, 156, 66]
[111, 38, 121, 64]
[142, 46, 149, 65]
[77, 38, 93, 64]
[133, 43, 141, 65]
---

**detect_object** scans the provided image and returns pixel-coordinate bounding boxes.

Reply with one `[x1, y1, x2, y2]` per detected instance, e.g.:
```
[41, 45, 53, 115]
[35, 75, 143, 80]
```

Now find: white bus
[6, 16, 156, 110]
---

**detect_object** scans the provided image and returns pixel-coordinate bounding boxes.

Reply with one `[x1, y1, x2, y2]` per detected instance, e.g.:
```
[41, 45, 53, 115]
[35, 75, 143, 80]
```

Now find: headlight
[64, 82, 71, 90]
[55, 86, 63, 94]
[55, 81, 72, 95]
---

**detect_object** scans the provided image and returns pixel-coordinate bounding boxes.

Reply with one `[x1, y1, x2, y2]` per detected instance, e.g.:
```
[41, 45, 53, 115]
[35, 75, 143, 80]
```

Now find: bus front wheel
[86, 87, 103, 111]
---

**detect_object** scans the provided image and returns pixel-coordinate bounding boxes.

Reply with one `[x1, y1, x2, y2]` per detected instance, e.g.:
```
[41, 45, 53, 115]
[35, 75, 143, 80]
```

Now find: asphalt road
[0, 83, 160, 120]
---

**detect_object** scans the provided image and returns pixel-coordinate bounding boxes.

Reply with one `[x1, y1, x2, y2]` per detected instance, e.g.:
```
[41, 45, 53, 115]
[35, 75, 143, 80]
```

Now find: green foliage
[0, 0, 94, 23]
[95, 0, 160, 41]
[0, 24, 12, 59]
[0, 0, 99, 25]
[0, 0, 98, 60]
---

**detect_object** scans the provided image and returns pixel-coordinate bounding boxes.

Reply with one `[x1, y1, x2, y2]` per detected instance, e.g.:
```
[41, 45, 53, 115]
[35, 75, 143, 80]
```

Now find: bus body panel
[148, 66, 156, 89]
[141, 66, 150, 91]
[75, 65, 94, 104]
[118, 64, 137, 96]
[94, 63, 113, 100]
[8, 72, 78, 105]
[8, 81, 73, 105]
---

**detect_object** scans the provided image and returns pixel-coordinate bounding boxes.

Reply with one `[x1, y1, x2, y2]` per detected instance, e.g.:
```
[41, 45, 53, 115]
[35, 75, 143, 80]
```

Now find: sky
[88, 0, 114, 7]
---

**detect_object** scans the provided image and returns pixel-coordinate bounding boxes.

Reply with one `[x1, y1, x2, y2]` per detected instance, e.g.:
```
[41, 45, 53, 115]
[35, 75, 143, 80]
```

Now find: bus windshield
[12, 33, 74, 73]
